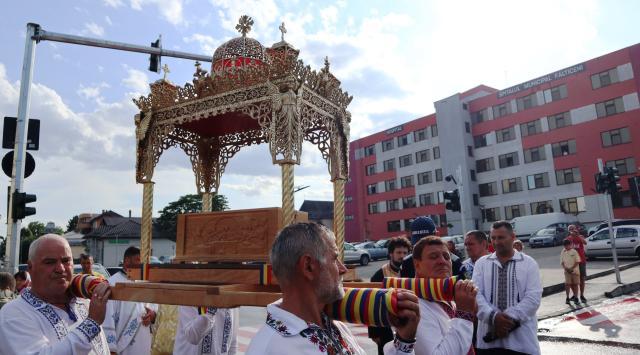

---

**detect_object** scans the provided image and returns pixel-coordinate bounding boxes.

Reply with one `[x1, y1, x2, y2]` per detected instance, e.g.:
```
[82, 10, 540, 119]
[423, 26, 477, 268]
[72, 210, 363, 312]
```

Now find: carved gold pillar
[333, 178, 346, 260]
[140, 181, 154, 263]
[202, 192, 212, 212]
[281, 163, 295, 226]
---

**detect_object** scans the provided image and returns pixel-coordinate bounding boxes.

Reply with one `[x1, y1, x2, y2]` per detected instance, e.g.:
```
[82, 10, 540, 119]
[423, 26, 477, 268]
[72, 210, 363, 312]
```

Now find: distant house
[63, 231, 86, 259]
[300, 200, 334, 230]
[83, 211, 175, 267]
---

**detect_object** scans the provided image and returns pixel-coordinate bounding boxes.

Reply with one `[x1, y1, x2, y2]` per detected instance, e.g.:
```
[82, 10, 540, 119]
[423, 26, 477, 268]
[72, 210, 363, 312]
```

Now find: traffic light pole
[456, 165, 467, 235]
[4, 23, 37, 273]
[598, 158, 622, 284]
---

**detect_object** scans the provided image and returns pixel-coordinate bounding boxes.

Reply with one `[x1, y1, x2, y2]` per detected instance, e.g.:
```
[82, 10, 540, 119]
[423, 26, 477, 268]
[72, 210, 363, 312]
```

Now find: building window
[504, 204, 524, 220]
[591, 68, 619, 89]
[364, 145, 375, 156]
[493, 103, 510, 118]
[501, 177, 523, 193]
[467, 146, 474, 157]
[465, 122, 471, 133]
[472, 194, 479, 206]
[383, 158, 395, 171]
[416, 149, 430, 163]
[470, 169, 476, 181]
[385, 179, 397, 192]
[524, 146, 546, 163]
[382, 138, 394, 152]
[602, 127, 631, 147]
[437, 191, 445, 203]
[431, 125, 438, 137]
[414, 129, 428, 142]
[345, 196, 353, 202]
[496, 126, 515, 143]
[419, 193, 434, 206]
[612, 191, 633, 208]
[485, 207, 501, 222]
[368, 203, 378, 214]
[531, 201, 554, 214]
[400, 175, 414, 188]
[365, 164, 376, 176]
[551, 139, 577, 157]
[403, 219, 414, 231]
[560, 197, 586, 214]
[516, 93, 537, 111]
[433, 146, 440, 159]
[386, 199, 399, 211]
[435, 169, 443, 182]
[402, 196, 416, 209]
[397, 134, 409, 147]
[399, 154, 413, 167]
[499, 152, 520, 168]
[527, 172, 550, 189]
[479, 182, 498, 197]
[387, 220, 401, 232]
[545, 84, 568, 102]
[367, 184, 377, 195]
[474, 134, 488, 148]
[471, 110, 486, 124]
[605, 158, 636, 175]
[556, 167, 582, 185]
[596, 97, 625, 118]
[345, 215, 354, 221]
[548, 111, 571, 130]
[417, 171, 432, 185]
[476, 157, 495, 173]
[520, 119, 542, 137]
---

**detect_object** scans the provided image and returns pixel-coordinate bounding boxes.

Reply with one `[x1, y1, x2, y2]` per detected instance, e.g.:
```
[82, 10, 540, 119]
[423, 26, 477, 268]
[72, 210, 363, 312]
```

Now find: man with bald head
[0, 234, 111, 354]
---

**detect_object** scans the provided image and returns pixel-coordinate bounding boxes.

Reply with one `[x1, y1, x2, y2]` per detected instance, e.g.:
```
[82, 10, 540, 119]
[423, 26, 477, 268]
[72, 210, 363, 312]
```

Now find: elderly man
[80, 254, 103, 278]
[473, 221, 542, 355]
[103, 246, 157, 355]
[413, 236, 477, 355]
[247, 222, 420, 354]
[0, 234, 111, 354]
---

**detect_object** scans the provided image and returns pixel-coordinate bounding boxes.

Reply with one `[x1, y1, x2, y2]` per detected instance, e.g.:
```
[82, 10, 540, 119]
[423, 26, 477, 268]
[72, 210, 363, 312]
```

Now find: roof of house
[300, 200, 334, 220]
[84, 216, 163, 240]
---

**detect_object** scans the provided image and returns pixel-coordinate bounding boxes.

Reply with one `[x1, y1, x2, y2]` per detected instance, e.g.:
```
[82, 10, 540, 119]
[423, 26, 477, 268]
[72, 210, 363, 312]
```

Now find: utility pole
[456, 165, 467, 235]
[597, 158, 622, 284]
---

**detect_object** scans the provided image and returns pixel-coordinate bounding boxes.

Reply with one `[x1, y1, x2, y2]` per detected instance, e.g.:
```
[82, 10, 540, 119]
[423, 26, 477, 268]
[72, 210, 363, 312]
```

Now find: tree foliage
[154, 194, 229, 241]
[67, 215, 79, 232]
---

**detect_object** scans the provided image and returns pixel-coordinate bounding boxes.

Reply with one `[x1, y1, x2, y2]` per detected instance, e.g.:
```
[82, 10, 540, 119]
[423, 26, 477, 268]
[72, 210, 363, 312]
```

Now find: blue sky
[1, 0, 639, 229]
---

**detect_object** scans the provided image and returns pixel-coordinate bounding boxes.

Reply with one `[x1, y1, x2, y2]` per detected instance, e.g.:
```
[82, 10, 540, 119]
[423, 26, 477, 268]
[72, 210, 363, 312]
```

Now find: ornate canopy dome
[211, 15, 268, 72]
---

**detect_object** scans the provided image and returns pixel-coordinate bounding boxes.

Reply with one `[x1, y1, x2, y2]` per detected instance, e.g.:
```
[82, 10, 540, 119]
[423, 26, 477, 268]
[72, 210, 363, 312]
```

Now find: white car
[343, 243, 371, 266]
[585, 225, 640, 260]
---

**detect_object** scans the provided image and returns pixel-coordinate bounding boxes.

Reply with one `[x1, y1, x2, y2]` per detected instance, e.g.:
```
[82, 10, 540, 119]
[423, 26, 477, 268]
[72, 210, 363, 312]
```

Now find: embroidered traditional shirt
[458, 258, 475, 280]
[472, 252, 542, 355]
[413, 299, 473, 355]
[173, 306, 238, 355]
[246, 299, 415, 355]
[0, 288, 109, 355]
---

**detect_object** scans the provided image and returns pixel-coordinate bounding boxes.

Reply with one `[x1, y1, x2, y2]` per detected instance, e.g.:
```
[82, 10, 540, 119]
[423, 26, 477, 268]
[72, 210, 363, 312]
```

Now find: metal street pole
[4, 23, 38, 273]
[456, 165, 467, 235]
[598, 158, 621, 283]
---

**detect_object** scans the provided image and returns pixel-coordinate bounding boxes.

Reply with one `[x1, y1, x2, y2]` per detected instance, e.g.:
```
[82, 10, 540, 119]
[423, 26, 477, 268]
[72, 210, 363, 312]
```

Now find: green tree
[27, 221, 46, 238]
[66, 215, 79, 232]
[19, 226, 37, 263]
[155, 194, 229, 241]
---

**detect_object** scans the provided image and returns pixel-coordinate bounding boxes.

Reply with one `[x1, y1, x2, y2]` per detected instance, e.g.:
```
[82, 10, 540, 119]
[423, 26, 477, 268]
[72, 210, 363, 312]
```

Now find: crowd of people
[0, 217, 589, 355]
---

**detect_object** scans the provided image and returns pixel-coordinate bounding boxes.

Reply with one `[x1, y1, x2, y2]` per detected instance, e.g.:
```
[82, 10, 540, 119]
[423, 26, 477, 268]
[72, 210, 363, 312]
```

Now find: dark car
[529, 227, 568, 248]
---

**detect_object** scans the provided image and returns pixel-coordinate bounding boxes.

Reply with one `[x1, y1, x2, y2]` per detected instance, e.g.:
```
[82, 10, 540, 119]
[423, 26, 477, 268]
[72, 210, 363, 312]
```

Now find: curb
[542, 260, 640, 297]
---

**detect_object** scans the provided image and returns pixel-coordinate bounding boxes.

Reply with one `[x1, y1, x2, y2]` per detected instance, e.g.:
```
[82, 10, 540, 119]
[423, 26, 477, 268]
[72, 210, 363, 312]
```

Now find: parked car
[593, 219, 640, 234]
[73, 263, 111, 278]
[585, 225, 640, 260]
[343, 243, 371, 266]
[355, 242, 388, 260]
[441, 235, 466, 258]
[374, 238, 391, 250]
[510, 213, 577, 241]
[528, 227, 568, 248]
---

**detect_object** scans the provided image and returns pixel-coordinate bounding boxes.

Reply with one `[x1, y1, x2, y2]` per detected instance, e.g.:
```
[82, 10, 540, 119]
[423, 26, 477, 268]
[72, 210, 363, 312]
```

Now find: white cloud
[130, 0, 186, 26]
[103, 0, 124, 7]
[77, 82, 110, 101]
[81, 22, 105, 37]
[210, 0, 280, 40]
[183, 33, 220, 55]
[121, 68, 150, 95]
[105, 15, 113, 26]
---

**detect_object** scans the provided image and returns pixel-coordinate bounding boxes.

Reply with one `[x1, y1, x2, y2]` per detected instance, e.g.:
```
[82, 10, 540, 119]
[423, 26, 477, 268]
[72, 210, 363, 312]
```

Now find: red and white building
[345, 43, 640, 242]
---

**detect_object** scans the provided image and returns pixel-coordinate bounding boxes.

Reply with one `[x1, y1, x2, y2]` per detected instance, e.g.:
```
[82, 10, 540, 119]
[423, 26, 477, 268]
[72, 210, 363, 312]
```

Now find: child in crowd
[13, 271, 30, 294]
[561, 239, 581, 305]
[0, 272, 17, 310]
[513, 239, 524, 252]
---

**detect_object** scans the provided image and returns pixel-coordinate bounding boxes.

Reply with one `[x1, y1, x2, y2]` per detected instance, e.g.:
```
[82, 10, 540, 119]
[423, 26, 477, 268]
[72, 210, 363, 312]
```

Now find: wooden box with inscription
[173, 207, 308, 263]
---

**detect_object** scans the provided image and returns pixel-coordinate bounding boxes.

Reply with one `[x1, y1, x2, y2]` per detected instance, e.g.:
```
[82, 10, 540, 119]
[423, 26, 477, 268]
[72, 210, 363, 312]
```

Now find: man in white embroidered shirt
[247, 222, 420, 354]
[173, 306, 239, 355]
[0, 234, 111, 355]
[412, 236, 477, 355]
[472, 221, 542, 355]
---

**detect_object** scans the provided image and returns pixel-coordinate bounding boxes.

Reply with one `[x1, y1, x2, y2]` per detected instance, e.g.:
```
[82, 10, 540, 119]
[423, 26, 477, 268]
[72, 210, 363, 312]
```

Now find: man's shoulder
[246, 325, 280, 354]
[0, 296, 31, 321]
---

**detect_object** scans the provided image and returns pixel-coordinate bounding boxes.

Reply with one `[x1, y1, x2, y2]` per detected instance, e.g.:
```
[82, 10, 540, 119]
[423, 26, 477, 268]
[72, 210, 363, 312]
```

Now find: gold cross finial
[279, 22, 287, 41]
[324, 56, 330, 71]
[162, 64, 170, 80]
[236, 15, 254, 37]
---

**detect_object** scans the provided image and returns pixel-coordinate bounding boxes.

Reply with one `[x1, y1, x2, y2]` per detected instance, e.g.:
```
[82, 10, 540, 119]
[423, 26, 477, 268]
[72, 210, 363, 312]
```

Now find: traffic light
[594, 172, 608, 193]
[444, 189, 461, 212]
[629, 176, 640, 208]
[149, 36, 162, 73]
[12, 191, 36, 221]
[606, 167, 621, 196]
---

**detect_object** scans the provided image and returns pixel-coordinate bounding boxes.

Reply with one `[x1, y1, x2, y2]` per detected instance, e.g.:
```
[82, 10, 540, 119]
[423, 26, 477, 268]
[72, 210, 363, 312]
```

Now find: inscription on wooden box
[175, 207, 307, 263]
